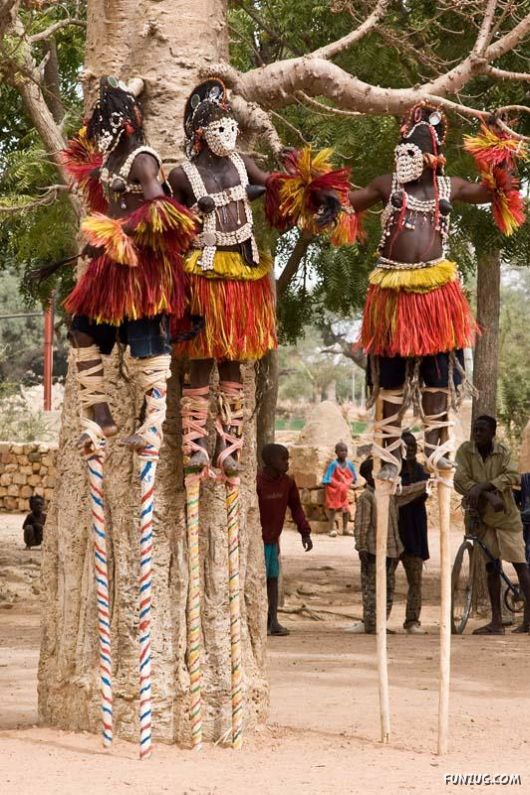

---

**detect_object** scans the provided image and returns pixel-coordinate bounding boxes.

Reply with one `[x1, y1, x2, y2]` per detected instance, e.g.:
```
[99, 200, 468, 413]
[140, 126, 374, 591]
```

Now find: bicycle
[451, 525, 526, 634]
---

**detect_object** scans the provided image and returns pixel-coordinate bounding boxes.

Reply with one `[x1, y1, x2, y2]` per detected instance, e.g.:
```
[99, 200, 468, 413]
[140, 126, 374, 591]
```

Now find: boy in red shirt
[257, 443, 313, 636]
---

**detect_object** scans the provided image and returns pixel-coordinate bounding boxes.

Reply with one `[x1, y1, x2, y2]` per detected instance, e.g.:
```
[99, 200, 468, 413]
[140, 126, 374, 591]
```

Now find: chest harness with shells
[99, 146, 162, 208]
[377, 174, 452, 269]
[182, 152, 259, 272]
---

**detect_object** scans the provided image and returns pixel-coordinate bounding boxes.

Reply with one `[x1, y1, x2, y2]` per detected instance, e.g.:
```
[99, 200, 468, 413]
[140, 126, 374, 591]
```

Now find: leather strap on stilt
[371, 389, 404, 489]
[129, 354, 172, 459]
[422, 387, 454, 481]
[215, 381, 244, 481]
[181, 386, 211, 468]
[73, 345, 109, 452]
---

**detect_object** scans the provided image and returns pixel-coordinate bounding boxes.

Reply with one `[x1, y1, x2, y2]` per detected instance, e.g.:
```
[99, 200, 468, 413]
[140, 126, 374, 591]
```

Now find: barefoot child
[257, 443, 313, 636]
[322, 442, 357, 537]
[23, 495, 46, 549]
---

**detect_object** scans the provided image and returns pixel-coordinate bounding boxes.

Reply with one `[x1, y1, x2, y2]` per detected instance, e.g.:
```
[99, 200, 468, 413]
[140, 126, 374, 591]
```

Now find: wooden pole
[374, 396, 391, 743]
[437, 466, 452, 755]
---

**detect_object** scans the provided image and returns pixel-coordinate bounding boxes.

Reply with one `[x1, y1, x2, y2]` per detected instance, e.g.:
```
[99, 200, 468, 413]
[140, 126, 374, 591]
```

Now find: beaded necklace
[379, 173, 452, 256]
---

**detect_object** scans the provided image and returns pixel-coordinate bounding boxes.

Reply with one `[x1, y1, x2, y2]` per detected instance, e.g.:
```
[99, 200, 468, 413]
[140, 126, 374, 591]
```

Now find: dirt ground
[1, 513, 530, 794]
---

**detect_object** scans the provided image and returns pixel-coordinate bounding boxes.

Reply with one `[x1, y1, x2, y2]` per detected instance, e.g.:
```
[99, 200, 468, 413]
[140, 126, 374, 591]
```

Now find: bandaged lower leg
[74, 345, 116, 453]
[373, 389, 404, 482]
[123, 355, 172, 455]
[181, 385, 210, 471]
[422, 387, 454, 471]
[215, 381, 244, 478]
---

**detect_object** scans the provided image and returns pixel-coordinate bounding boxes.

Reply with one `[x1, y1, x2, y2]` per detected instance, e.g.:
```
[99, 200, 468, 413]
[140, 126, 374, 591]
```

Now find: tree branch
[230, 94, 283, 155]
[486, 11, 530, 61]
[0, 185, 67, 214]
[486, 64, 530, 82]
[277, 231, 313, 296]
[473, 0, 499, 56]
[311, 0, 390, 60]
[28, 17, 86, 44]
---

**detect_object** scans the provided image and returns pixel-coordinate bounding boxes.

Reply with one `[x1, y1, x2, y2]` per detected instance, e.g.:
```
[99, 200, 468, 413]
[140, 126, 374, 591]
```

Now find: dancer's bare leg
[71, 331, 117, 453]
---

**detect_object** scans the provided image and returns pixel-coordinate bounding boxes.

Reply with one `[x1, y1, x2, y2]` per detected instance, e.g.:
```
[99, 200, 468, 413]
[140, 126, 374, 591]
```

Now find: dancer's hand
[302, 535, 313, 552]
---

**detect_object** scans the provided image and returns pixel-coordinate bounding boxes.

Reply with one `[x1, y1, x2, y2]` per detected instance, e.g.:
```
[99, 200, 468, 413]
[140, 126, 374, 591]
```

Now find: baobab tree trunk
[472, 250, 501, 423]
[471, 250, 501, 613]
[38, 0, 268, 745]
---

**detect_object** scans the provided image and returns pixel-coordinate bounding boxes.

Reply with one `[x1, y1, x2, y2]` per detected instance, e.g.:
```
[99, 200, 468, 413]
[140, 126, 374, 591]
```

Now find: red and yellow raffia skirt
[173, 250, 277, 361]
[360, 259, 478, 358]
[64, 248, 186, 325]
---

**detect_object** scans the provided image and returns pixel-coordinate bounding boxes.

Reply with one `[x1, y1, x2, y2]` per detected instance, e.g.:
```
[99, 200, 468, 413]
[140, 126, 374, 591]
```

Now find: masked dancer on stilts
[61, 76, 197, 757]
[168, 78, 359, 748]
[346, 102, 526, 750]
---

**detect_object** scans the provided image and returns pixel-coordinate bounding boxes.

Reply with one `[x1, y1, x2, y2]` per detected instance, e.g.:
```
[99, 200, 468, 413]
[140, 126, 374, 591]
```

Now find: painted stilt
[86, 446, 113, 747]
[226, 480, 243, 749]
[185, 472, 204, 749]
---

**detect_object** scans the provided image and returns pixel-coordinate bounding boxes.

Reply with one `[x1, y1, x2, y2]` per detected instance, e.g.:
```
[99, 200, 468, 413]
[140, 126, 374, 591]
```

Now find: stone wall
[0, 443, 57, 512]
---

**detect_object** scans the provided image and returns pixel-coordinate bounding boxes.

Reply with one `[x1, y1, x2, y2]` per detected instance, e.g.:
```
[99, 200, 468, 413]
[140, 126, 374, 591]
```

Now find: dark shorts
[71, 314, 171, 358]
[368, 350, 465, 390]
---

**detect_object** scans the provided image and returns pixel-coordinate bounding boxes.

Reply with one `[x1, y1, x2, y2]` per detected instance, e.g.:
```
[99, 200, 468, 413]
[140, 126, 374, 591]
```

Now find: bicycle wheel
[451, 540, 474, 634]
[504, 584, 525, 614]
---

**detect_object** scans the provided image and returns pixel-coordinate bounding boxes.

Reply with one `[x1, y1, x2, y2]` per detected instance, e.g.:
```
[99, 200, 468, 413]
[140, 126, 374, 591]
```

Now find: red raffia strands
[264, 147, 361, 245]
[127, 197, 198, 253]
[463, 124, 526, 170]
[173, 274, 277, 361]
[64, 249, 186, 325]
[67, 197, 197, 324]
[463, 123, 527, 236]
[360, 281, 478, 358]
[61, 128, 107, 213]
[481, 167, 526, 236]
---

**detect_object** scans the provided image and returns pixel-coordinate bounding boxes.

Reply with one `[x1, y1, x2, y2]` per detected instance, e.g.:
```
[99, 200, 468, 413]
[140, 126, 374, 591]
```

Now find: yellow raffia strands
[369, 259, 457, 294]
[134, 201, 198, 251]
[463, 125, 528, 161]
[184, 249, 272, 281]
[82, 214, 139, 266]
[278, 147, 335, 224]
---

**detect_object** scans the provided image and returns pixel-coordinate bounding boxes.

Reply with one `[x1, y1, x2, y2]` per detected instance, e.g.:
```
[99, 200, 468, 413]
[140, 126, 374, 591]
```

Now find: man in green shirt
[454, 415, 530, 635]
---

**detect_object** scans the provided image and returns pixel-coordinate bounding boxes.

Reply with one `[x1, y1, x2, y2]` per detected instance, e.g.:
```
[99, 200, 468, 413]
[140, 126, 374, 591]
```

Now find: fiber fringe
[463, 123, 527, 236]
[369, 259, 457, 293]
[361, 280, 477, 358]
[184, 249, 272, 281]
[265, 147, 362, 245]
[61, 127, 107, 213]
[173, 273, 277, 361]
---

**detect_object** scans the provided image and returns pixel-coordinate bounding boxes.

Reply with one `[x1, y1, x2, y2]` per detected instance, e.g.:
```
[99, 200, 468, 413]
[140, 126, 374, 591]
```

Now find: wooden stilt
[374, 396, 391, 743]
[437, 467, 452, 755]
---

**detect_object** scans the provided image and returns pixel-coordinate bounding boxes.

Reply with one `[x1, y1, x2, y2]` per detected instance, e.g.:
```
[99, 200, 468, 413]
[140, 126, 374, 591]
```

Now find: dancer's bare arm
[130, 153, 165, 200]
[348, 174, 391, 212]
[451, 176, 492, 205]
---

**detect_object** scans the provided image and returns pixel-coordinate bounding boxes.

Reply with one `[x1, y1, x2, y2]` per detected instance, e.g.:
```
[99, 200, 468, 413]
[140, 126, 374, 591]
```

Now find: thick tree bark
[38, 0, 268, 745]
[472, 250, 501, 423]
[255, 350, 279, 464]
[471, 250, 501, 613]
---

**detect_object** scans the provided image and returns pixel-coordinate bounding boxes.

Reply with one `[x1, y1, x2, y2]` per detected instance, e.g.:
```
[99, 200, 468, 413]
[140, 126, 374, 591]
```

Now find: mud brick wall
[0, 443, 58, 512]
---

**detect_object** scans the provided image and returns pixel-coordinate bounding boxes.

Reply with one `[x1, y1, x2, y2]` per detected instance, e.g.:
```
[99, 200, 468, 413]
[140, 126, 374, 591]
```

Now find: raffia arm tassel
[265, 147, 363, 245]
[463, 123, 528, 236]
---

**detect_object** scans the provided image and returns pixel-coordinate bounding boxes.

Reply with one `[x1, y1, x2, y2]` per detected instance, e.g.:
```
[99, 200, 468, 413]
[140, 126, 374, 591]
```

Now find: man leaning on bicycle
[454, 415, 530, 636]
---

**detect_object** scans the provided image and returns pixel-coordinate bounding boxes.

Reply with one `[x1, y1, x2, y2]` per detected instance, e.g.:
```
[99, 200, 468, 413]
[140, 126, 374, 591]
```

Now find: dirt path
[1, 516, 530, 794]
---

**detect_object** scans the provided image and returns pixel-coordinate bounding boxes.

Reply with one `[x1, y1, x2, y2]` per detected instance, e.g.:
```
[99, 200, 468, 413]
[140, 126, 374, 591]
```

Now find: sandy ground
[1, 514, 530, 794]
